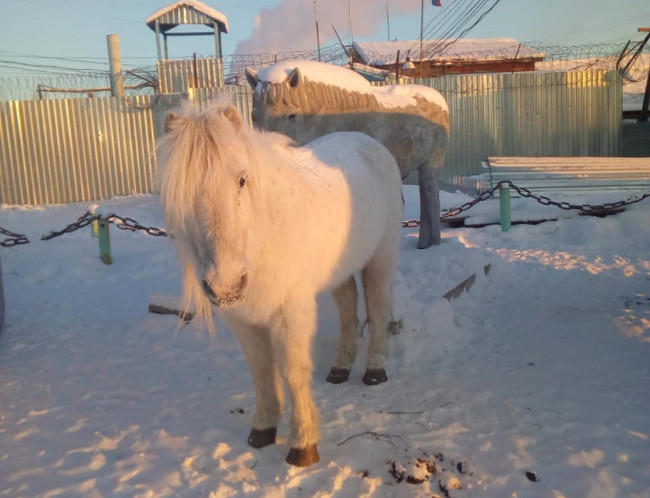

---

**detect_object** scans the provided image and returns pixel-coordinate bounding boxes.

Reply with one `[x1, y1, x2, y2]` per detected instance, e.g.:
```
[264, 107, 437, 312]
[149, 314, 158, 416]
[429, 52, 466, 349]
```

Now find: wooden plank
[443, 264, 491, 301]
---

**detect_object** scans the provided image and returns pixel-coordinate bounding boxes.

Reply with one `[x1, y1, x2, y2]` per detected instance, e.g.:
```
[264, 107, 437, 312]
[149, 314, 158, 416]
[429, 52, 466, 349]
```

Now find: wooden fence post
[499, 184, 511, 231]
[98, 217, 112, 265]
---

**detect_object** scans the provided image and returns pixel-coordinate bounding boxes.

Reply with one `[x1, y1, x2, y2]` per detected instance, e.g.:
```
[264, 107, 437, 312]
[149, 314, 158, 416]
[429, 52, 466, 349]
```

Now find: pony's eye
[239, 174, 248, 189]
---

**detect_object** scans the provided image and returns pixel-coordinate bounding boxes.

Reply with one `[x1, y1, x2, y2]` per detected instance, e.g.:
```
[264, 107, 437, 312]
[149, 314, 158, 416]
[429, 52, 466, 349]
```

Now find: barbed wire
[2, 41, 647, 102]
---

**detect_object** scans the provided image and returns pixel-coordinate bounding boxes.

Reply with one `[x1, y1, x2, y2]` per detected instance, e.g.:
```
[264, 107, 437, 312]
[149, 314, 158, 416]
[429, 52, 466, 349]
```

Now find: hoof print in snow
[388, 456, 437, 485]
[525, 470, 540, 482]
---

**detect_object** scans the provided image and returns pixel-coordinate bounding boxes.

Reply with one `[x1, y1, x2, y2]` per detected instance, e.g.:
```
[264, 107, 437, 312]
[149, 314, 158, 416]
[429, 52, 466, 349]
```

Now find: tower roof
[146, 0, 228, 34]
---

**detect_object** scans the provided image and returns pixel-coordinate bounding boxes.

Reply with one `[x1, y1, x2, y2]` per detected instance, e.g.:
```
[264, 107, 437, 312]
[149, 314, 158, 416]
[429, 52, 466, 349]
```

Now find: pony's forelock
[157, 96, 250, 335]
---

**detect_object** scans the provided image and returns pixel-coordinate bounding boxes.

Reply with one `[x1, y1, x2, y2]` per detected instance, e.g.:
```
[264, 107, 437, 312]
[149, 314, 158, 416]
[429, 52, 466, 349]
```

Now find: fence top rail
[485, 156, 650, 171]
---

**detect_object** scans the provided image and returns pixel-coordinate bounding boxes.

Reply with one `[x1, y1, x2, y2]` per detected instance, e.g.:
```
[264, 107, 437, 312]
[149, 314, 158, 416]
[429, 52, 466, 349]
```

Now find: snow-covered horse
[246, 60, 449, 248]
[157, 97, 403, 466]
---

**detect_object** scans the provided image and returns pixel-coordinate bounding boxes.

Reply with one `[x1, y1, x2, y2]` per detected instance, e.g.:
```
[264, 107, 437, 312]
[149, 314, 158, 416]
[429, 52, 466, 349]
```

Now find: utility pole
[639, 28, 650, 122]
[419, 0, 424, 79]
[314, 1, 321, 62]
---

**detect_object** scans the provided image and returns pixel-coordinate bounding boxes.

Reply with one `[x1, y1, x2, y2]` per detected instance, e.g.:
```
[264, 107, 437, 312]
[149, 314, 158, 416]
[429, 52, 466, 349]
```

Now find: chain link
[106, 214, 168, 237]
[41, 211, 99, 241]
[0, 226, 30, 247]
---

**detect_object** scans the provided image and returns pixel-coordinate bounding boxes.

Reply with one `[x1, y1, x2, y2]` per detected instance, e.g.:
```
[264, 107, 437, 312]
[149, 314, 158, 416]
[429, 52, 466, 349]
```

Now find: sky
[0, 0, 649, 77]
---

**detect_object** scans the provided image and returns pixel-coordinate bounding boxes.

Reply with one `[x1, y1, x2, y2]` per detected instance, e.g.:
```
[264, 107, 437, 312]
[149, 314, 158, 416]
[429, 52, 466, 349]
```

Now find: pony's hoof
[326, 367, 350, 384]
[286, 444, 320, 467]
[247, 427, 277, 448]
[362, 368, 388, 385]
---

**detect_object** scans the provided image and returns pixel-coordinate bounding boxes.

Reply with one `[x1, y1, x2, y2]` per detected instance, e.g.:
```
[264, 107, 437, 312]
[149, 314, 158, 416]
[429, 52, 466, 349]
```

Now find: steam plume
[234, 0, 421, 55]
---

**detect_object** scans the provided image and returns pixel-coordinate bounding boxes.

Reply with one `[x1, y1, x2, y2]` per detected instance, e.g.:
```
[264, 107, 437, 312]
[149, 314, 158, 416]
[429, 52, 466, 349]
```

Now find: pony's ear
[287, 67, 302, 88]
[245, 68, 259, 89]
[164, 112, 181, 133]
[223, 106, 243, 129]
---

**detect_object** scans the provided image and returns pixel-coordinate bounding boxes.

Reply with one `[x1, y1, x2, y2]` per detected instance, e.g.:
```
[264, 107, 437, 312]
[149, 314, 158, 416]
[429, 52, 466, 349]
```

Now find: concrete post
[107, 34, 125, 98]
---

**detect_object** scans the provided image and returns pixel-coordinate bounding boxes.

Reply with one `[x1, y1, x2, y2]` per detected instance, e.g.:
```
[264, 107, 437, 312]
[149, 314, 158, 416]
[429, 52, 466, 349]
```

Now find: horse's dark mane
[259, 79, 380, 114]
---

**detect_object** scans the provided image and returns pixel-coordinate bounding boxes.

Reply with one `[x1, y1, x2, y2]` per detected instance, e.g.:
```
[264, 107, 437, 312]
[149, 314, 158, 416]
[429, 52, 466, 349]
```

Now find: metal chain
[402, 184, 501, 227]
[402, 182, 650, 227]
[106, 214, 168, 237]
[4, 183, 649, 247]
[0, 226, 30, 247]
[40, 212, 168, 241]
[500, 181, 650, 213]
[41, 211, 99, 241]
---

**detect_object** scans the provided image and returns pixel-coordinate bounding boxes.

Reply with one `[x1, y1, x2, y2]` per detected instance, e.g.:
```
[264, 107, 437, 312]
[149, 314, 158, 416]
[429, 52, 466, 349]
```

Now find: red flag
[432, 0, 442, 5]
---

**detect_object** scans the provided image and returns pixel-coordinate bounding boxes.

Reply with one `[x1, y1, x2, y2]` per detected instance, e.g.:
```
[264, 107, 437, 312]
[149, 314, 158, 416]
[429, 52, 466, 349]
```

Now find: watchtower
[146, 0, 229, 93]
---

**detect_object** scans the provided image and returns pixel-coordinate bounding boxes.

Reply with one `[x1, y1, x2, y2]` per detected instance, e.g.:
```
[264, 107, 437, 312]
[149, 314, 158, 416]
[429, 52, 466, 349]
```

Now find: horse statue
[157, 96, 403, 467]
[246, 60, 450, 248]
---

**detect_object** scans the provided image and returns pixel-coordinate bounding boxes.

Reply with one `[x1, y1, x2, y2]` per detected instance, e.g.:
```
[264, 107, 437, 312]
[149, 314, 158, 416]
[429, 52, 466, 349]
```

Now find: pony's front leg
[417, 162, 442, 248]
[230, 319, 284, 449]
[271, 296, 320, 466]
[326, 275, 360, 384]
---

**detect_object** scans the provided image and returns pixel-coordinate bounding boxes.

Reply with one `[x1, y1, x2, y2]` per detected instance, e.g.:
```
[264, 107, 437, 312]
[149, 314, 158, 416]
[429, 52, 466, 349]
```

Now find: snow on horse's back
[156, 96, 403, 466]
[246, 60, 450, 248]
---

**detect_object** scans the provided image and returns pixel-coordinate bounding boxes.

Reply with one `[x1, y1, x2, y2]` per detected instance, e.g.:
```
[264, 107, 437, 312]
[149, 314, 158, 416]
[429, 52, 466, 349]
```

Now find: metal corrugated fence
[1, 70, 621, 205]
[0, 86, 252, 205]
[158, 58, 225, 94]
[425, 70, 622, 184]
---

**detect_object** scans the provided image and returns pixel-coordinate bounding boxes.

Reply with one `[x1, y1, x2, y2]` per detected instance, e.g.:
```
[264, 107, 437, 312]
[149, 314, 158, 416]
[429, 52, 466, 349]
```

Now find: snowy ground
[1, 186, 649, 497]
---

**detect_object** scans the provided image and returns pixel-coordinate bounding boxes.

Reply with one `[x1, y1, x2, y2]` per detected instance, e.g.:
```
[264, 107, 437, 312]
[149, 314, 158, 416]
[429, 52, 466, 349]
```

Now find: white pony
[157, 96, 403, 467]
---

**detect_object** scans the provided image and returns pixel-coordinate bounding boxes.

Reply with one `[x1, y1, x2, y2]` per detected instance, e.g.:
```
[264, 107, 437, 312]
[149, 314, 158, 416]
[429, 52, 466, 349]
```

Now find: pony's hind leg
[327, 275, 360, 384]
[231, 321, 284, 449]
[271, 296, 320, 466]
[361, 255, 395, 385]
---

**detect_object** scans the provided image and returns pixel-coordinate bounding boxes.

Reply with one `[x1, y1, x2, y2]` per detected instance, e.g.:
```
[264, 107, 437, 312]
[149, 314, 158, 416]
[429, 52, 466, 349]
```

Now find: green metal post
[499, 185, 511, 232]
[98, 217, 112, 265]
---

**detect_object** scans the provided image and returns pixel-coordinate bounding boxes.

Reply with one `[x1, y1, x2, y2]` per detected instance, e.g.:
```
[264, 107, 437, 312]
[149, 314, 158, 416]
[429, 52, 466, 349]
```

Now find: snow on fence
[0, 70, 621, 206]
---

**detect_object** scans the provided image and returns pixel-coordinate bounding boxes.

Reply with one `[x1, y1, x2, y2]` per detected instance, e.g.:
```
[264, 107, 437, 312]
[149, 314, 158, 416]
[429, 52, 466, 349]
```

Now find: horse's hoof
[326, 367, 350, 384]
[362, 368, 388, 385]
[247, 427, 277, 448]
[286, 444, 320, 467]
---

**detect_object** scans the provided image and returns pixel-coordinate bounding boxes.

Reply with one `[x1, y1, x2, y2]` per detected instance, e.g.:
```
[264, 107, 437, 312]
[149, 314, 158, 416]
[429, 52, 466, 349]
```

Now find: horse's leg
[361, 255, 395, 386]
[417, 161, 442, 249]
[271, 296, 320, 466]
[326, 275, 359, 384]
[232, 321, 284, 449]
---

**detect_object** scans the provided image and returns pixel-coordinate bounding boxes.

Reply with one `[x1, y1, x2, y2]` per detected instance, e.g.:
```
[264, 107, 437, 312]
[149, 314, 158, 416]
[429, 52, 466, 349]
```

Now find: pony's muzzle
[201, 274, 248, 307]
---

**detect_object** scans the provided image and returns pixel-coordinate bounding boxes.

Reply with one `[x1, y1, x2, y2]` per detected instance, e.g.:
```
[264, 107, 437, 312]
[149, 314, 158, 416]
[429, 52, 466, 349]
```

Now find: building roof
[354, 38, 545, 66]
[146, 0, 228, 34]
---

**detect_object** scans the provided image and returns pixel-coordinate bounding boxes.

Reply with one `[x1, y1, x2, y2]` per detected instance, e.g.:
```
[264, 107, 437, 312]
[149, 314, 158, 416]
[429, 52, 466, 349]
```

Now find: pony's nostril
[201, 279, 216, 299]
